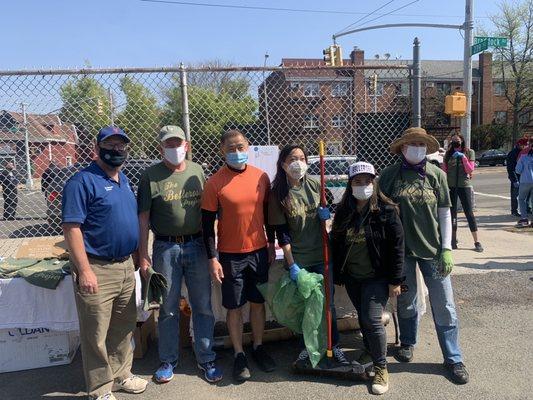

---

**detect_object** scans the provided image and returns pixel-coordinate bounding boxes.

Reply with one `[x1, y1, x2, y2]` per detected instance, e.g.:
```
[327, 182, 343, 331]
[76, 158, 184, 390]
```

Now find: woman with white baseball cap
[331, 161, 405, 395]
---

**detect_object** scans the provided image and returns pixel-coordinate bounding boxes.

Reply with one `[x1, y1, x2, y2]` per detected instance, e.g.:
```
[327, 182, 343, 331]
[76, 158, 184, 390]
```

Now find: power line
[139, 0, 489, 18]
[335, 0, 398, 36]
[356, 0, 421, 28]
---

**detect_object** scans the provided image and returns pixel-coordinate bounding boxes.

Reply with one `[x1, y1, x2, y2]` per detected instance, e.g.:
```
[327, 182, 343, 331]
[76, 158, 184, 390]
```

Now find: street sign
[474, 36, 508, 48]
[472, 39, 489, 55]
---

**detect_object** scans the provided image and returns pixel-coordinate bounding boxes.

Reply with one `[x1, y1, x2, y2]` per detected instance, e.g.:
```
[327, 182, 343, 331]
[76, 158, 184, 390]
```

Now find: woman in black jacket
[331, 161, 405, 395]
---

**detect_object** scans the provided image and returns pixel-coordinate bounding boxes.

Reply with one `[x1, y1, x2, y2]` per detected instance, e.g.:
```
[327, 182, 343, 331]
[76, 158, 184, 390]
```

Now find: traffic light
[334, 45, 343, 66]
[323, 46, 335, 66]
[97, 98, 104, 115]
[371, 74, 378, 93]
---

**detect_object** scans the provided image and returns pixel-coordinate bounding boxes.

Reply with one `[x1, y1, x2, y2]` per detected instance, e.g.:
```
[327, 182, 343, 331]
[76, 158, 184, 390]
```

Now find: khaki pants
[73, 258, 137, 399]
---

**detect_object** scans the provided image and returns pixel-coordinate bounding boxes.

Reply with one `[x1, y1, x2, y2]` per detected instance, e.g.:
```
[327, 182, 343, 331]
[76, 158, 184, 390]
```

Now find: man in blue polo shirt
[62, 126, 147, 400]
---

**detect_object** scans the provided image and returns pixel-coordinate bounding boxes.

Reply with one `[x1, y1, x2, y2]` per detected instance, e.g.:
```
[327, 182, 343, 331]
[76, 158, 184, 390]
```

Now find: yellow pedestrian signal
[445, 91, 467, 116]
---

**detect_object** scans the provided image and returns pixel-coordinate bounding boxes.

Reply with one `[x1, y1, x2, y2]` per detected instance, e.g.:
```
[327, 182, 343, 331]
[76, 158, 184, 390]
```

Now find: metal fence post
[179, 63, 192, 160]
[412, 37, 422, 128]
[21, 103, 33, 189]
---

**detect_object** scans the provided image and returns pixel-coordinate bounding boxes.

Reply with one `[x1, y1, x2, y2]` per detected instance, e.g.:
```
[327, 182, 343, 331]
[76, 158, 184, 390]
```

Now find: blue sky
[1, 0, 501, 69]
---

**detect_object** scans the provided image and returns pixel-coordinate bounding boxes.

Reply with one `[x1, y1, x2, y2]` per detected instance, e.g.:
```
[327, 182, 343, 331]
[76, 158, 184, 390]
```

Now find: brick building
[0, 110, 78, 178]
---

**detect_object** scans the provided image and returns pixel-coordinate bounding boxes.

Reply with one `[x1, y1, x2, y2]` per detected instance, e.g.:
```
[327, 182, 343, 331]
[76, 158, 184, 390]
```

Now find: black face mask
[99, 148, 127, 167]
[451, 141, 461, 148]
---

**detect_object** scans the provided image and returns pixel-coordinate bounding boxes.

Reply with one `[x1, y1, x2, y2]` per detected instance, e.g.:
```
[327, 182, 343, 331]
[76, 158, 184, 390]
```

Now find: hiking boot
[395, 345, 413, 362]
[112, 375, 148, 394]
[444, 361, 469, 384]
[95, 393, 117, 400]
[333, 345, 349, 365]
[198, 360, 223, 383]
[474, 242, 484, 252]
[233, 352, 251, 382]
[251, 344, 276, 372]
[516, 219, 529, 228]
[153, 362, 176, 383]
[371, 365, 389, 395]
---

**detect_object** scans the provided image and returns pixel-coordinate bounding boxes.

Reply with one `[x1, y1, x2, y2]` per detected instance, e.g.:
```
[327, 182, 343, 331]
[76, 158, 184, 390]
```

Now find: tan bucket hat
[390, 127, 440, 155]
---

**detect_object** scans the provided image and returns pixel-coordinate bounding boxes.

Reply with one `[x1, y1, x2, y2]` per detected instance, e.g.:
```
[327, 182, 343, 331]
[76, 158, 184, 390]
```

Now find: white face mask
[403, 145, 427, 164]
[164, 146, 186, 166]
[352, 183, 374, 200]
[286, 160, 308, 180]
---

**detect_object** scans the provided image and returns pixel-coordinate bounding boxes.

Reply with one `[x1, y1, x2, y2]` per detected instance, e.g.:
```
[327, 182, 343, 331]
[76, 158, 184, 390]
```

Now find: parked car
[475, 149, 507, 167]
[427, 147, 446, 167]
[307, 155, 358, 206]
[45, 159, 157, 233]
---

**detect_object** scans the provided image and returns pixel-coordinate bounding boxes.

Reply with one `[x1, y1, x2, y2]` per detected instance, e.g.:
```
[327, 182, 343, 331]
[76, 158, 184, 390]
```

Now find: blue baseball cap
[97, 126, 130, 144]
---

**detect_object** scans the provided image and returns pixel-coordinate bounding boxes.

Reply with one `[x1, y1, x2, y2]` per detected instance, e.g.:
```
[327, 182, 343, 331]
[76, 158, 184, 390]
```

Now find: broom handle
[319, 140, 333, 358]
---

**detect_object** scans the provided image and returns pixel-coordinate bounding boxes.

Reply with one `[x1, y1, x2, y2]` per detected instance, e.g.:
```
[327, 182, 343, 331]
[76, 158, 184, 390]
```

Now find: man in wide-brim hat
[378, 127, 469, 385]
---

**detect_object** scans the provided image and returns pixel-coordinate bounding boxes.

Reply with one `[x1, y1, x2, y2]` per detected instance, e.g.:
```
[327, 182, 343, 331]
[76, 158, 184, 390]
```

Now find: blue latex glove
[289, 263, 301, 282]
[317, 206, 331, 221]
[453, 151, 465, 159]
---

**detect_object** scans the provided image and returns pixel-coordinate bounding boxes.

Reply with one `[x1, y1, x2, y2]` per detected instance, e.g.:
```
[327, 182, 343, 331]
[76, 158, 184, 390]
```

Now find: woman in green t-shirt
[442, 133, 483, 252]
[331, 161, 405, 395]
[268, 144, 347, 365]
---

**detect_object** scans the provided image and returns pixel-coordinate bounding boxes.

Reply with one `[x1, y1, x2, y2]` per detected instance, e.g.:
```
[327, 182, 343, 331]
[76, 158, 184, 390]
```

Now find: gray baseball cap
[159, 125, 186, 142]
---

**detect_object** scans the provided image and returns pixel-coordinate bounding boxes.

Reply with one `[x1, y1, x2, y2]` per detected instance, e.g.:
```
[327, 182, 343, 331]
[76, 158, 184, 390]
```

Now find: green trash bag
[259, 269, 326, 367]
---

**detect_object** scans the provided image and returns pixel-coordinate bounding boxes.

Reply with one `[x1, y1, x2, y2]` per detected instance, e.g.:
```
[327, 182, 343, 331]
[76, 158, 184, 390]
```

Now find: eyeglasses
[99, 143, 129, 151]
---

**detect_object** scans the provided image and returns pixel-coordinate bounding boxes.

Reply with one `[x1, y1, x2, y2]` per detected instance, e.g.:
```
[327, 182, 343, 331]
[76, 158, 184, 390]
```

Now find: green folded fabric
[141, 267, 169, 311]
[0, 258, 71, 289]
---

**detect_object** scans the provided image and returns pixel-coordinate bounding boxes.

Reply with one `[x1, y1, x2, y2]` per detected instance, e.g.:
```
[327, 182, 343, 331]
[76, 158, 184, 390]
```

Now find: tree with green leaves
[486, 0, 533, 143]
[115, 76, 160, 158]
[60, 76, 111, 161]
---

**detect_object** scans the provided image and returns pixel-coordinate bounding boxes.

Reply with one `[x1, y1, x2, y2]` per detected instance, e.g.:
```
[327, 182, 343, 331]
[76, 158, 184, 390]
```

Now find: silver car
[307, 155, 358, 206]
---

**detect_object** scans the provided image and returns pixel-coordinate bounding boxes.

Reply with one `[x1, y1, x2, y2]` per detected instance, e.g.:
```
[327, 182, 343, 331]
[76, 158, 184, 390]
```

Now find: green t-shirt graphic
[378, 162, 451, 259]
[137, 161, 205, 236]
[268, 177, 323, 267]
[344, 226, 374, 280]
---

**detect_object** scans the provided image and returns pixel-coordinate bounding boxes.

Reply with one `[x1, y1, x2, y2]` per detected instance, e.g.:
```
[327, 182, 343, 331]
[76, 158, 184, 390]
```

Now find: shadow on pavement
[9, 223, 61, 238]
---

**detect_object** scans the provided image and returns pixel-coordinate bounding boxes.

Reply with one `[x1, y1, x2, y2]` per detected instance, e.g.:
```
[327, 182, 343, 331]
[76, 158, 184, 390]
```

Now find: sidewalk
[453, 209, 533, 275]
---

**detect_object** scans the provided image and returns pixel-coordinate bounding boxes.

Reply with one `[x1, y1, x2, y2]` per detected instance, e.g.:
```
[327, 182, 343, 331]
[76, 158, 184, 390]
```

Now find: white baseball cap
[348, 161, 376, 178]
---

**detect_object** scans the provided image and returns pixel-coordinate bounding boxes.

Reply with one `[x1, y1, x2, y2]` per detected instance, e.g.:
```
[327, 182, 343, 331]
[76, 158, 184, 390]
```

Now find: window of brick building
[493, 82, 506, 96]
[436, 83, 452, 95]
[331, 115, 346, 128]
[518, 111, 531, 125]
[368, 81, 384, 96]
[304, 114, 319, 128]
[332, 82, 349, 97]
[290, 82, 300, 91]
[395, 82, 409, 96]
[494, 111, 507, 124]
[303, 83, 320, 97]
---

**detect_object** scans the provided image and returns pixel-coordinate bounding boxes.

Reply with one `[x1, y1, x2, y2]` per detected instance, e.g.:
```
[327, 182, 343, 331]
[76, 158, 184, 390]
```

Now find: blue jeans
[397, 256, 463, 364]
[518, 182, 533, 219]
[303, 263, 339, 345]
[152, 238, 216, 365]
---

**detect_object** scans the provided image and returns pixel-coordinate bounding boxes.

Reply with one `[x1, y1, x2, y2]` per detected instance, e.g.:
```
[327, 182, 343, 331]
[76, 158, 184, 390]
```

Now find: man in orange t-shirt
[201, 129, 276, 382]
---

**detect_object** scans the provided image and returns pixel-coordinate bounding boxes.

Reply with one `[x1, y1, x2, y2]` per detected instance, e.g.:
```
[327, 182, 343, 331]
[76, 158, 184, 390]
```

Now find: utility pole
[263, 53, 271, 145]
[21, 103, 33, 189]
[412, 37, 422, 127]
[461, 0, 474, 148]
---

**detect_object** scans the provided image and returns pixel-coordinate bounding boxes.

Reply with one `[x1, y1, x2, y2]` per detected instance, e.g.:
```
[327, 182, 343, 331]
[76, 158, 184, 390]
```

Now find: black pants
[510, 182, 519, 214]
[344, 277, 389, 367]
[450, 187, 478, 245]
[3, 192, 18, 220]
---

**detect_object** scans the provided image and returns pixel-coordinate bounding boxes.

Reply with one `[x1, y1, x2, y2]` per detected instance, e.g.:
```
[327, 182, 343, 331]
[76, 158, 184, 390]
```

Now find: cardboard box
[133, 311, 155, 359]
[0, 328, 79, 373]
[15, 237, 68, 259]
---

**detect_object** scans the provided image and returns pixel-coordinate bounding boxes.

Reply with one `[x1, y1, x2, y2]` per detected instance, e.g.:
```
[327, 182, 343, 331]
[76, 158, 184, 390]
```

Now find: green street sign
[474, 36, 508, 48]
[472, 39, 489, 55]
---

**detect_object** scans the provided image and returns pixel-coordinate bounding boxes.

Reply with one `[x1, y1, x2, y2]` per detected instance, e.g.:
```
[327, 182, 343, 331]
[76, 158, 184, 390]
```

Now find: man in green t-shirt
[379, 127, 469, 386]
[137, 125, 222, 384]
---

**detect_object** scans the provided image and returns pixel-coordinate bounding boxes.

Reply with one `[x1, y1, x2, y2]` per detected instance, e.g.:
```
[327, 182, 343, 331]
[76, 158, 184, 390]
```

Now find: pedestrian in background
[442, 133, 483, 252]
[515, 142, 533, 228]
[62, 126, 147, 400]
[506, 138, 528, 217]
[0, 161, 19, 220]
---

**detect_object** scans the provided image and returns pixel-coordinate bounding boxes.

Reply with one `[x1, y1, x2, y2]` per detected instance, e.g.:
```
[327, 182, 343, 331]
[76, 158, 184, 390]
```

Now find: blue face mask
[226, 151, 248, 168]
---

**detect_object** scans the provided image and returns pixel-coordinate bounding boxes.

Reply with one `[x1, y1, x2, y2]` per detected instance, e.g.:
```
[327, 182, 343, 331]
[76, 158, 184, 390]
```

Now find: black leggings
[450, 187, 478, 234]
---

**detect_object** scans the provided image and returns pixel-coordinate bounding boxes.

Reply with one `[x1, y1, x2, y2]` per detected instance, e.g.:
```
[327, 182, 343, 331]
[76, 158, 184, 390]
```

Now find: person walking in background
[0, 161, 19, 220]
[331, 161, 405, 395]
[442, 133, 483, 252]
[506, 138, 528, 217]
[268, 144, 348, 366]
[515, 143, 533, 228]
[137, 126, 222, 384]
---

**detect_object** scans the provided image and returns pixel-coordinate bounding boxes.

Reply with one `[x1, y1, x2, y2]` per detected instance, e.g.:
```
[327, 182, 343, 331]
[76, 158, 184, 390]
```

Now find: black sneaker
[251, 344, 276, 372]
[395, 345, 414, 362]
[511, 211, 521, 217]
[444, 361, 469, 384]
[474, 242, 484, 252]
[233, 352, 251, 382]
[452, 242, 458, 250]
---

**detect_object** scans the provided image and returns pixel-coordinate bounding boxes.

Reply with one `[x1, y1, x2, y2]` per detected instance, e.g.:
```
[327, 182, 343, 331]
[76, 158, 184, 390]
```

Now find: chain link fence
[0, 64, 412, 251]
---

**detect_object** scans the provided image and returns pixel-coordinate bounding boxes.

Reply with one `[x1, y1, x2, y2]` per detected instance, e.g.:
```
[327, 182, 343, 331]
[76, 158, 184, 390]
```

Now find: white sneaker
[112, 375, 148, 394]
[95, 393, 117, 400]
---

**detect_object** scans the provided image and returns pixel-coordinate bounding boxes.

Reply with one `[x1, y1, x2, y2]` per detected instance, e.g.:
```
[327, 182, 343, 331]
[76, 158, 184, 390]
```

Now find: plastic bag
[259, 269, 326, 367]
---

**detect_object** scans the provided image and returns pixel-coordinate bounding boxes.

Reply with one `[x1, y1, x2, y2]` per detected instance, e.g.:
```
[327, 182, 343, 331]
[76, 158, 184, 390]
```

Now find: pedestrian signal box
[445, 92, 467, 117]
